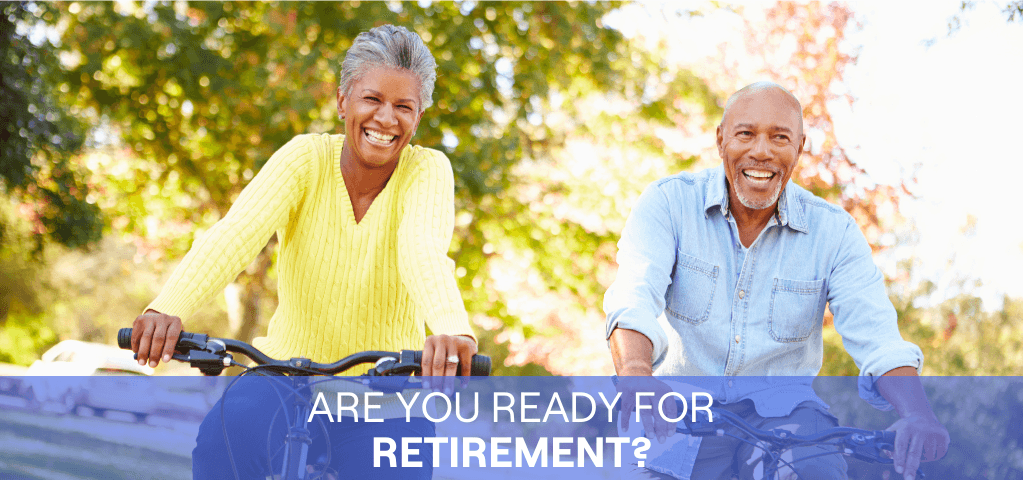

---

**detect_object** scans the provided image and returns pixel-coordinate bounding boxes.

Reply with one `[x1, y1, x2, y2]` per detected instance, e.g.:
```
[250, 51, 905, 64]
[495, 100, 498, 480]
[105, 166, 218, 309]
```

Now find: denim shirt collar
[703, 165, 809, 234]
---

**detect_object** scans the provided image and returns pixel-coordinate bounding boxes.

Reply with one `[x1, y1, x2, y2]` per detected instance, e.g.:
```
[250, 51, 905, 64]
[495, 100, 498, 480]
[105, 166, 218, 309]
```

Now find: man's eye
[398, 104, 414, 111]
[774, 135, 789, 141]
[365, 96, 380, 102]
[738, 131, 753, 137]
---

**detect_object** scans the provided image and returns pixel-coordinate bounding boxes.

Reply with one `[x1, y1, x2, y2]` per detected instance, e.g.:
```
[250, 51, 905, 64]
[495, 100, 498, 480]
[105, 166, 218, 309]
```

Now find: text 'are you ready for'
[306, 390, 716, 423]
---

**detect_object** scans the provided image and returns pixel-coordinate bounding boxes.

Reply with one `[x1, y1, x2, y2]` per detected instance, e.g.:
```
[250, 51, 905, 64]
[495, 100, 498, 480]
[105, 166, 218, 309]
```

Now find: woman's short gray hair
[339, 25, 437, 112]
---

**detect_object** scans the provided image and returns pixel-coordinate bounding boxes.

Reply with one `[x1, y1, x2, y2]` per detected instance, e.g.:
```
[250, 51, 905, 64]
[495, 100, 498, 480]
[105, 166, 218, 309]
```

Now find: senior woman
[130, 25, 476, 479]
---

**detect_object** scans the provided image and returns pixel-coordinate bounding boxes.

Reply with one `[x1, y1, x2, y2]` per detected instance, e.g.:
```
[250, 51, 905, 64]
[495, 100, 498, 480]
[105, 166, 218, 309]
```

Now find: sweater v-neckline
[334, 137, 402, 227]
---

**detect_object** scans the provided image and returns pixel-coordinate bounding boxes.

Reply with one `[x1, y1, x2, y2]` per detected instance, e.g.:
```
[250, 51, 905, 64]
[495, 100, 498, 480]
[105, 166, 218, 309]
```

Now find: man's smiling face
[717, 86, 805, 211]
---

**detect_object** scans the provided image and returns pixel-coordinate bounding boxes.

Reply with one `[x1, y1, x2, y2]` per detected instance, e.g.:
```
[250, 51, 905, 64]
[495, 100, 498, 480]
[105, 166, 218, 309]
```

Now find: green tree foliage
[1008, 1, 1023, 21]
[0, 2, 101, 252]
[950, 1, 1023, 34]
[820, 256, 1023, 376]
[0, 204, 56, 364]
[0, 2, 101, 358]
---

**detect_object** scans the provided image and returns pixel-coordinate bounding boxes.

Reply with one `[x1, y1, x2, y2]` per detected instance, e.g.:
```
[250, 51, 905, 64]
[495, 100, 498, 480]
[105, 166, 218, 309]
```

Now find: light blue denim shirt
[604, 166, 923, 478]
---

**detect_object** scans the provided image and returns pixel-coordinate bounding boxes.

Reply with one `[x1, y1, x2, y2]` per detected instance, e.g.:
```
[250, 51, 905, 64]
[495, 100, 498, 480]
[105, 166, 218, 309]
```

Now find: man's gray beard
[734, 174, 785, 210]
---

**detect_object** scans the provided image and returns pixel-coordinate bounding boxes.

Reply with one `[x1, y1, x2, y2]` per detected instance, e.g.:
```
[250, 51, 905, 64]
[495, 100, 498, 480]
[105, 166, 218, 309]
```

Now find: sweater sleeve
[396, 149, 475, 341]
[146, 135, 315, 321]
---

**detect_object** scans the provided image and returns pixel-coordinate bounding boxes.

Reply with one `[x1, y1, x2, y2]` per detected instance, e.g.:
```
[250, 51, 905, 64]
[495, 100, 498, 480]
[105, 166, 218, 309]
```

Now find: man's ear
[798, 132, 806, 156]
[716, 124, 725, 157]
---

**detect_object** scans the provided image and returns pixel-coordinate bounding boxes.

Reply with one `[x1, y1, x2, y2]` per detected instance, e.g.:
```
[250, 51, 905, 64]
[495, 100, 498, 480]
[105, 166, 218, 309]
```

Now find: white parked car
[25, 340, 155, 420]
[0, 363, 33, 408]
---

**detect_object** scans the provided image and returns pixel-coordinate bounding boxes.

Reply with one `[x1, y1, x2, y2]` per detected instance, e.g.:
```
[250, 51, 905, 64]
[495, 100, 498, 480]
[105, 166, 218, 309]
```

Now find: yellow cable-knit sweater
[147, 133, 475, 368]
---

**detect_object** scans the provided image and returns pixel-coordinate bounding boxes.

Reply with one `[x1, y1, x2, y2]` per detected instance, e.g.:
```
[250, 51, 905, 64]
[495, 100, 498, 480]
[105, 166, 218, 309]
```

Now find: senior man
[604, 82, 948, 480]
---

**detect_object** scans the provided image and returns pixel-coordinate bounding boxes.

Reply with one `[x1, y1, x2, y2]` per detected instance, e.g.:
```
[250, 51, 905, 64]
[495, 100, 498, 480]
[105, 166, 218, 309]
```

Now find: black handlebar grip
[412, 352, 492, 376]
[468, 354, 491, 377]
[117, 327, 202, 351]
[117, 328, 133, 349]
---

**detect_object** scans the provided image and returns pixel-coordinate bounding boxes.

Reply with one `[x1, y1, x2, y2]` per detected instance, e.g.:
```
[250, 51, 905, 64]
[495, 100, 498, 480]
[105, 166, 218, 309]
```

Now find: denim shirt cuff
[856, 340, 924, 410]
[857, 375, 894, 411]
[858, 360, 924, 411]
[606, 319, 668, 370]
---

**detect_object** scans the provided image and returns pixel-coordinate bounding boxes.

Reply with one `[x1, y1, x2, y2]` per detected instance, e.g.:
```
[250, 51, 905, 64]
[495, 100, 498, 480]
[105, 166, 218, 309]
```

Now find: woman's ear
[336, 86, 347, 120]
[413, 110, 424, 136]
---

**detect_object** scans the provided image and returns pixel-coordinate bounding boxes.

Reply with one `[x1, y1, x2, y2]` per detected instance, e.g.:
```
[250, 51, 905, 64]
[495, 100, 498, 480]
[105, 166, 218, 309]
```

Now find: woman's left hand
[421, 334, 477, 391]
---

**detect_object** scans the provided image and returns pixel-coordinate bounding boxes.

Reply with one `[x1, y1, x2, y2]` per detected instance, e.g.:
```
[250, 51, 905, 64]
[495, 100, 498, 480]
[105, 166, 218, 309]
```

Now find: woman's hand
[131, 310, 182, 368]
[421, 334, 477, 392]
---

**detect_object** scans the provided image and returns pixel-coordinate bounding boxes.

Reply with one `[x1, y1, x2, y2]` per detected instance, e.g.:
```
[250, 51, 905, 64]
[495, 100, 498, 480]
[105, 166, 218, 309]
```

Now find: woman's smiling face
[337, 66, 424, 170]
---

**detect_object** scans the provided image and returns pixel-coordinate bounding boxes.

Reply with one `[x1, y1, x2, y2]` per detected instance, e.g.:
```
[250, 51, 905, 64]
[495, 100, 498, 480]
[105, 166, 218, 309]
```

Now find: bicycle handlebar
[610, 377, 917, 478]
[117, 327, 491, 377]
[679, 404, 901, 468]
[685, 404, 895, 446]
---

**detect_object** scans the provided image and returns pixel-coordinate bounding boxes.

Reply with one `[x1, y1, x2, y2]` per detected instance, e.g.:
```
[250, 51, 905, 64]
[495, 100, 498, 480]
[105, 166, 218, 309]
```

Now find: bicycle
[116, 328, 491, 480]
[612, 377, 924, 480]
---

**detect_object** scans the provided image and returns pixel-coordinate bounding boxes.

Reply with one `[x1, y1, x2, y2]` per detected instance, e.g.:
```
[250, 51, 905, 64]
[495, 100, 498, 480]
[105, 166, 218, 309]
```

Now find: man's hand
[886, 413, 949, 480]
[132, 310, 182, 368]
[610, 327, 680, 443]
[616, 375, 678, 444]
[421, 334, 477, 393]
[877, 366, 950, 480]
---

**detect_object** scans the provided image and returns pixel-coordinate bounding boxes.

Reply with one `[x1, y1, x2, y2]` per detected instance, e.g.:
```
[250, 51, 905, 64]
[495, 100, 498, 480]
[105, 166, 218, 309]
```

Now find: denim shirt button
[738, 290, 745, 299]
[734, 335, 741, 343]
[728, 380, 734, 388]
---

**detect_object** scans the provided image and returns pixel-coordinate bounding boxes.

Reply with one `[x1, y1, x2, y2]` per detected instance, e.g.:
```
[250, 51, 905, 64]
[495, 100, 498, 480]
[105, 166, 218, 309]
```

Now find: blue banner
[0, 375, 1018, 479]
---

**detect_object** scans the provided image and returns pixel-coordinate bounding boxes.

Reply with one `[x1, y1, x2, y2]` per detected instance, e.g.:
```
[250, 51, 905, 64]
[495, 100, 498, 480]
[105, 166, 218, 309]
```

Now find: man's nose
[749, 135, 773, 160]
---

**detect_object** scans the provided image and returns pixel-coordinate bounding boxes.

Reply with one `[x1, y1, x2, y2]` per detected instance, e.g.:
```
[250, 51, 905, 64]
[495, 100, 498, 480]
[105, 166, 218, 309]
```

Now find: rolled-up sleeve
[604, 182, 678, 369]
[827, 216, 924, 410]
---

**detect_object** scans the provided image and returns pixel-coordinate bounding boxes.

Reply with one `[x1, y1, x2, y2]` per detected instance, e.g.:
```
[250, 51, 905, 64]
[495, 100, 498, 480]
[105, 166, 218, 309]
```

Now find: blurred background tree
[1, 2, 102, 363]
[0, 2, 101, 253]
[948, 0, 1023, 34]
[0, 1, 1018, 379]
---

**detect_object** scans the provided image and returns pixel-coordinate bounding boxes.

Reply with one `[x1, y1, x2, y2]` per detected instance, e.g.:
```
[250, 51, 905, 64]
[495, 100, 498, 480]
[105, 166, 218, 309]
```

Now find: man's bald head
[722, 81, 804, 137]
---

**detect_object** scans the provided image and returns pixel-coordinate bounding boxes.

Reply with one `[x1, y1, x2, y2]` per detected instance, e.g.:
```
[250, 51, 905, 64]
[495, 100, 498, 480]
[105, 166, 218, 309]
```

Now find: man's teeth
[365, 130, 396, 143]
[743, 170, 774, 179]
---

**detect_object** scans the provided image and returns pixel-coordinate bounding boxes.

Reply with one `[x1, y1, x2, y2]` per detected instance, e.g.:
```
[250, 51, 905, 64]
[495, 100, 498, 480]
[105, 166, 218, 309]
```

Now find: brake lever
[170, 350, 232, 376]
[176, 336, 208, 354]
[842, 434, 926, 479]
[368, 351, 422, 377]
[357, 376, 417, 394]
[843, 432, 894, 464]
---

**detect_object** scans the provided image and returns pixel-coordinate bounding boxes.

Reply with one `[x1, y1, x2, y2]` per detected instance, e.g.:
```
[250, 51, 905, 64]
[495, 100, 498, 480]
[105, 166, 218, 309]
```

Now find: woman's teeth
[365, 129, 396, 145]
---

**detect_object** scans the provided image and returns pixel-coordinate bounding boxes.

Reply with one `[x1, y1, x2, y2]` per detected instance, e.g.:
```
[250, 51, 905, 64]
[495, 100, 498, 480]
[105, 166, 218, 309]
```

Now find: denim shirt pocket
[666, 252, 719, 326]
[768, 278, 825, 342]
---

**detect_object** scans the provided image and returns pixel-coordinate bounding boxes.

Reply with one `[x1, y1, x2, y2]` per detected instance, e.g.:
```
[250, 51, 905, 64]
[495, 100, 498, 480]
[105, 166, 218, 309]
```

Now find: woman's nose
[374, 103, 398, 127]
